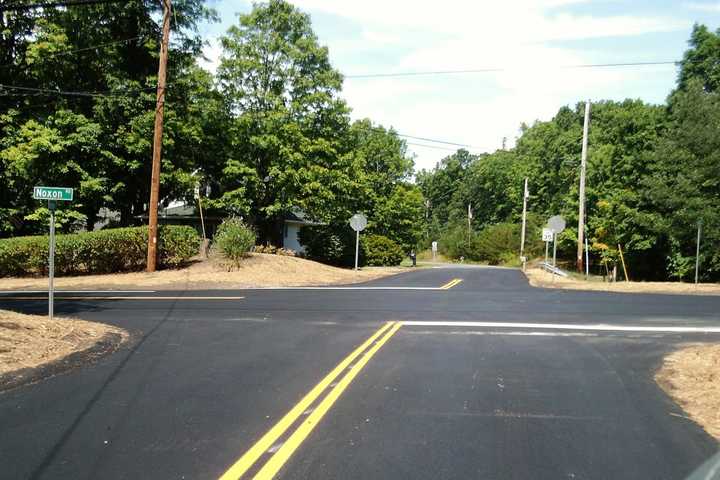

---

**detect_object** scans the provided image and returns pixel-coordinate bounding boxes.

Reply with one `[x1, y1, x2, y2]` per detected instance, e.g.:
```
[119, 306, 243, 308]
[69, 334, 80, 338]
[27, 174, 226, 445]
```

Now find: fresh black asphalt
[1, 266, 719, 479]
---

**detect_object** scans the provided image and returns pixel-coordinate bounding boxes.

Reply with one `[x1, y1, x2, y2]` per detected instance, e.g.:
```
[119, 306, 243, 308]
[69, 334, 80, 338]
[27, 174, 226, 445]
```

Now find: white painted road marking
[0, 290, 157, 294]
[401, 321, 720, 334]
[407, 330, 599, 337]
[239, 286, 450, 291]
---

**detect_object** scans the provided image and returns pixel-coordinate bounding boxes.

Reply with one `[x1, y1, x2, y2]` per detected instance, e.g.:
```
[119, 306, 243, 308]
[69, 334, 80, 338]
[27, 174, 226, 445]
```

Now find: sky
[196, 0, 720, 173]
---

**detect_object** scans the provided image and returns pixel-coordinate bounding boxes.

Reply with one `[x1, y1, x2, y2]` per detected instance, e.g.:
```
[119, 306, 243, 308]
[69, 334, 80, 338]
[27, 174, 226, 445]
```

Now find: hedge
[0, 226, 200, 277]
[362, 234, 404, 266]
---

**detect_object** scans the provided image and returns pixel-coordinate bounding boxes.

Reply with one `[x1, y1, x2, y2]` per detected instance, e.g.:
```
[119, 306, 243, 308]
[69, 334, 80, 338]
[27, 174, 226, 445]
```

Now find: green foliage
[298, 225, 358, 267]
[0, 226, 199, 277]
[361, 235, 404, 266]
[159, 225, 201, 267]
[214, 217, 256, 268]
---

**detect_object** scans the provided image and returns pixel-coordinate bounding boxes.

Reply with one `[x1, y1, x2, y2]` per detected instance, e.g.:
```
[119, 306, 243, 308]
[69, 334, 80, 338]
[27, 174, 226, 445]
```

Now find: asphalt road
[1, 266, 720, 479]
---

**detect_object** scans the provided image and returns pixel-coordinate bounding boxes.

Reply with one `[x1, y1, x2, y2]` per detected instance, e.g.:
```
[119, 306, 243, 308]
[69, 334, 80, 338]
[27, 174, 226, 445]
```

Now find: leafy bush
[0, 226, 199, 277]
[214, 217, 255, 268]
[362, 234, 404, 266]
[298, 224, 359, 267]
[158, 226, 201, 267]
[438, 222, 542, 265]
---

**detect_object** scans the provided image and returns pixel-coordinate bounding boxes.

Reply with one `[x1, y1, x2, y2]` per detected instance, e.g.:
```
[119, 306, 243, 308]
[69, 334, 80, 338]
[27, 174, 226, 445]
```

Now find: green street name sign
[33, 186, 73, 201]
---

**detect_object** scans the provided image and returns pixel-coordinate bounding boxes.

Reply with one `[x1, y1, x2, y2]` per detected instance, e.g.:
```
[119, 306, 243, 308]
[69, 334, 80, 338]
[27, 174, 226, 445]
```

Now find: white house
[282, 210, 323, 254]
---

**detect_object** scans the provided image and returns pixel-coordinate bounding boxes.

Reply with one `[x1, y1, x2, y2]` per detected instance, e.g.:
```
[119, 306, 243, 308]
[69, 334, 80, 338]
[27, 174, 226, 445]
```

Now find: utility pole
[146, 0, 171, 272]
[520, 178, 528, 271]
[576, 100, 590, 273]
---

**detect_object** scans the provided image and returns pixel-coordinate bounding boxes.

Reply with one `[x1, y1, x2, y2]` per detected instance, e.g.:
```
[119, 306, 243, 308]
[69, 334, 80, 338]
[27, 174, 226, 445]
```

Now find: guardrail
[540, 262, 569, 277]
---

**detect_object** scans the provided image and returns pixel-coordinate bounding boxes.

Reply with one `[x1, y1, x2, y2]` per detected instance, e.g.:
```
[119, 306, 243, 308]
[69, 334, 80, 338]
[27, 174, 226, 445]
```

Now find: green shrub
[214, 217, 255, 268]
[362, 234, 404, 266]
[159, 225, 201, 267]
[0, 226, 200, 277]
[298, 225, 358, 267]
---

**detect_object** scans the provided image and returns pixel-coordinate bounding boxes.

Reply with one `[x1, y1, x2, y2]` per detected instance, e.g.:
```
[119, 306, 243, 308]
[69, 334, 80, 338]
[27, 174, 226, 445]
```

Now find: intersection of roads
[1, 266, 719, 479]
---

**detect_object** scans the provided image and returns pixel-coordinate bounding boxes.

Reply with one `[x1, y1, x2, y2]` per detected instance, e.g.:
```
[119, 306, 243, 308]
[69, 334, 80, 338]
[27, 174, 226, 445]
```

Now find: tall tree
[216, 0, 352, 243]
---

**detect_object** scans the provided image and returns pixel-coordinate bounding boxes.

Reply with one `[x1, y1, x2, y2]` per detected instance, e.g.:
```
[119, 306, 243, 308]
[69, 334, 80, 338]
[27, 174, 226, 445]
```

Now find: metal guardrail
[540, 262, 569, 277]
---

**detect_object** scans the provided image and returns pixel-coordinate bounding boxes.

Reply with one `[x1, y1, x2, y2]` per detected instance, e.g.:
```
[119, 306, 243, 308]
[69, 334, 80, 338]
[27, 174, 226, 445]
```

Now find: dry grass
[0, 309, 128, 376]
[656, 344, 720, 440]
[0, 253, 406, 291]
[525, 267, 720, 296]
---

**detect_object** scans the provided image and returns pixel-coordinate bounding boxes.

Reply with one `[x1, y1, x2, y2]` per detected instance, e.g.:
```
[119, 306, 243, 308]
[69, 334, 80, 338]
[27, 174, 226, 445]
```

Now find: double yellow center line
[439, 278, 463, 290]
[219, 321, 402, 480]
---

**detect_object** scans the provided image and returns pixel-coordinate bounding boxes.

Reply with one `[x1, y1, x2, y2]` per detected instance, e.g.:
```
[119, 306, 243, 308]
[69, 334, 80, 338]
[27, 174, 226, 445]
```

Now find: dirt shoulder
[0, 309, 128, 392]
[656, 344, 720, 440]
[0, 253, 407, 291]
[525, 267, 720, 296]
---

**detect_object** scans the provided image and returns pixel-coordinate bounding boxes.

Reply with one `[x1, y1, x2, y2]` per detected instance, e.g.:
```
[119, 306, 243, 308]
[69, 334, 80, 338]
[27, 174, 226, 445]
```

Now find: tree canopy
[418, 24, 720, 280]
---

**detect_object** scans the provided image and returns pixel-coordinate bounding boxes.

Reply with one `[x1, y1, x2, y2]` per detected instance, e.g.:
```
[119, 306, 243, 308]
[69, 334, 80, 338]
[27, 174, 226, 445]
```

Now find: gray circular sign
[349, 213, 367, 232]
[547, 215, 566, 234]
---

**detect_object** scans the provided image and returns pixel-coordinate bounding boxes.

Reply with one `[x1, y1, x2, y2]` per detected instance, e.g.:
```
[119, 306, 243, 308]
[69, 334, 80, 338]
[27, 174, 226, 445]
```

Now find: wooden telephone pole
[576, 100, 590, 273]
[146, 0, 171, 272]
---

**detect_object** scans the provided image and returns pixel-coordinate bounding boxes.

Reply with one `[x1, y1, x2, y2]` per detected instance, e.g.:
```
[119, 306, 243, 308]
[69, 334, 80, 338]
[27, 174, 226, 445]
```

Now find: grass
[0, 309, 128, 377]
[0, 253, 408, 290]
[656, 343, 720, 440]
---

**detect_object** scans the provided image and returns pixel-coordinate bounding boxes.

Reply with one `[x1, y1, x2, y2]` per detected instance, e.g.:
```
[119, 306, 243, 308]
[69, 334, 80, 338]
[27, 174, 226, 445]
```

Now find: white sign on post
[33, 186, 73, 322]
[349, 213, 367, 271]
[542, 228, 553, 242]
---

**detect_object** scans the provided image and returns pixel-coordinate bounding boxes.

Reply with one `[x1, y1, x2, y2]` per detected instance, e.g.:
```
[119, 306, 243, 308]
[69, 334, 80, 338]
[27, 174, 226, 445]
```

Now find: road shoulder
[0, 309, 129, 392]
[525, 267, 720, 296]
[655, 343, 720, 441]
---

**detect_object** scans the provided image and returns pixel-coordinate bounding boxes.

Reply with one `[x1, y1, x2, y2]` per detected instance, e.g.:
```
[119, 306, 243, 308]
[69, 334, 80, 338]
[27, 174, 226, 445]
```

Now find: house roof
[284, 209, 325, 226]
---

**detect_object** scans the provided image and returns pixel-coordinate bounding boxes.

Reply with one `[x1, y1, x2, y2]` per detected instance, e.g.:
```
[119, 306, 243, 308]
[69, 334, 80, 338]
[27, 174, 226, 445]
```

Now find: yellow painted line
[218, 321, 396, 480]
[253, 321, 402, 480]
[439, 278, 463, 290]
[0, 296, 245, 300]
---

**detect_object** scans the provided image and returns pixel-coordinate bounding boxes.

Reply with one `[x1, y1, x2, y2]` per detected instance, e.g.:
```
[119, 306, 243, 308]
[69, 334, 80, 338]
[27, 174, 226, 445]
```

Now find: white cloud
[683, 1, 720, 12]
[203, 0, 689, 171]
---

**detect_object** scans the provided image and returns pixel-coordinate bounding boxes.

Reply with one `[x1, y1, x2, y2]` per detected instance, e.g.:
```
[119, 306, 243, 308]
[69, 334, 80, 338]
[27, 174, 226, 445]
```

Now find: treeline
[0, 0, 423, 255]
[418, 24, 720, 281]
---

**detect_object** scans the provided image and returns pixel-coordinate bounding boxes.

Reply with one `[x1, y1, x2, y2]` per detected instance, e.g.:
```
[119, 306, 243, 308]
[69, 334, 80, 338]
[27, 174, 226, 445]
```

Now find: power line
[0, 35, 149, 70]
[0, 83, 156, 99]
[406, 141, 475, 152]
[366, 125, 478, 149]
[398, 133, 473, 148]
[345, 60, 678, 79]
[0, 0, 129, 12]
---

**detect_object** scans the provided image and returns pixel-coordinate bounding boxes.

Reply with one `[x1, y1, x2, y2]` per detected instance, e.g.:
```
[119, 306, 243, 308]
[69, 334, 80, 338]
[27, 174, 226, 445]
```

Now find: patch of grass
[0, 309, 128, 378]
[656, 343, 720, 440]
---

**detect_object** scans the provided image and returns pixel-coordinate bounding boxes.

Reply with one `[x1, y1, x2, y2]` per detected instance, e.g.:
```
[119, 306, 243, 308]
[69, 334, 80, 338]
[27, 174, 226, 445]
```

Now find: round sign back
[349, 213, 367, 232]
[547, 215, 566, 234]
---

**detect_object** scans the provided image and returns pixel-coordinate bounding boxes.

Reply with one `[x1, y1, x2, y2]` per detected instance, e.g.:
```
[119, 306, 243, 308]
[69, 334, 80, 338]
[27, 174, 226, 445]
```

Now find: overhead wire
[344, 60, 678, 79]
[0, 83, 157, 99]
[0, 35, 151, 70]
[0, 0, 131, 12]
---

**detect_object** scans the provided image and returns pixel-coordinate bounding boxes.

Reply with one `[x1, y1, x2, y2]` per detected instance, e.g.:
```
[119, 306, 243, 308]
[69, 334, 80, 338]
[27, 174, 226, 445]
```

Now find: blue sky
[197, 0, 720, 172]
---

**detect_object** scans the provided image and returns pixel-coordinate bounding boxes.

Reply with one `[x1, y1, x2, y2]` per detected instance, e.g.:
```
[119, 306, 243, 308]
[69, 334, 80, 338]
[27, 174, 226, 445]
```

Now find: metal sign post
[349, 213, 368, 271]
[695, 220, 702, 285]
[545, 216, 566, 281]
[33, 187, 73, 320]
[48, 200, 56, 321]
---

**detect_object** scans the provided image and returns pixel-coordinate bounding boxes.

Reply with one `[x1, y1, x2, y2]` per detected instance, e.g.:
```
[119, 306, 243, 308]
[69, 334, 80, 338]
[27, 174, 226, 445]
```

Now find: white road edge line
[239, 286, 444, 290]
[0, 290, 157, 294]
[406, 330, 599, 337]
[400, 321, 720, 333]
